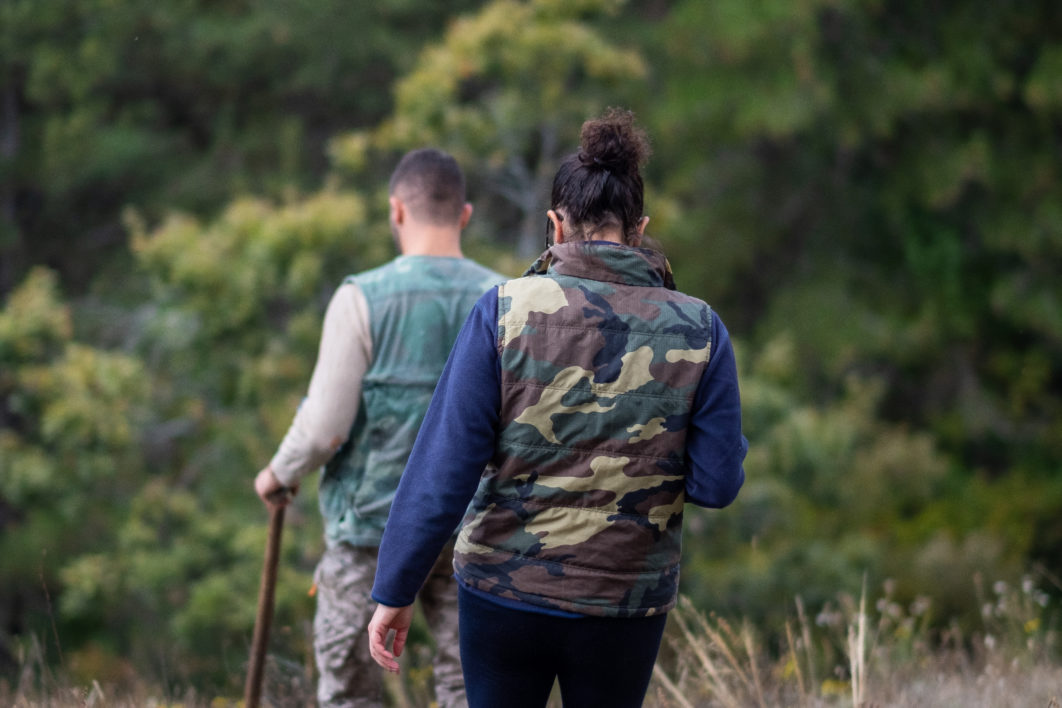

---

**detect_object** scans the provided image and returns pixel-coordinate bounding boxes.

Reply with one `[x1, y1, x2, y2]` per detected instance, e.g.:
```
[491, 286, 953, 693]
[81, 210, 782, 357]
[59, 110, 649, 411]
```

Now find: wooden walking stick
[244, 489, 292, 708]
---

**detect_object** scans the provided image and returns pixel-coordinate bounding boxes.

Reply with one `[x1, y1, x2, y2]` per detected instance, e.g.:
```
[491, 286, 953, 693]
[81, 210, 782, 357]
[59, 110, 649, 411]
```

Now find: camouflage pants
[314, 543, 466, 708]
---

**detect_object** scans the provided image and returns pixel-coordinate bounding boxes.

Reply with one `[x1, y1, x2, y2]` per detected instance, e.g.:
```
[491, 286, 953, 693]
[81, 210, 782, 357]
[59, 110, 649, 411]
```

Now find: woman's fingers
[367, 603, 414, 673]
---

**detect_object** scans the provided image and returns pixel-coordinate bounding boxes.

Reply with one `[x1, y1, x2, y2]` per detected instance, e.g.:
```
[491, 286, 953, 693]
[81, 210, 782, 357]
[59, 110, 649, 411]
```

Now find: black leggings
[457, 586, 667, 708]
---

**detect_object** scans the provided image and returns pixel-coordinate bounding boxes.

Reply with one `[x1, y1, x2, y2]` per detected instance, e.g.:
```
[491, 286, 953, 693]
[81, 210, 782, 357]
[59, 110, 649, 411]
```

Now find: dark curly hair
[550, 108, 651, 243]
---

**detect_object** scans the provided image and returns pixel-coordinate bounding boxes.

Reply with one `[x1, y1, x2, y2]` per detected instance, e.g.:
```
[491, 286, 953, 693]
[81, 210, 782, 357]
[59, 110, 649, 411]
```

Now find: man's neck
[399, 227, 464, 258]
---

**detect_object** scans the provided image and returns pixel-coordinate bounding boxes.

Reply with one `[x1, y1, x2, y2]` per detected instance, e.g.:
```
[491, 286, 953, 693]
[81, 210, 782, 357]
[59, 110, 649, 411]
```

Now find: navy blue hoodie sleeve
[372, 287, 501, 607]
[684, 311, 747, 508]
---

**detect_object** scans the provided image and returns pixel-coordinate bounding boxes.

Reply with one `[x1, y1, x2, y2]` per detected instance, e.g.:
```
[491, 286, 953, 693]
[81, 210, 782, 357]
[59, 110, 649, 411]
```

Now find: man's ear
[459, 203, 473, 229]
[389, 196, 404, 225]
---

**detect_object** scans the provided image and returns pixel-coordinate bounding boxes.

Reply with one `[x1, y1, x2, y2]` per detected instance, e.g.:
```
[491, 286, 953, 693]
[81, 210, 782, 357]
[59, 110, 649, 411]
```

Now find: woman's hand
[368, 603, 415, 673]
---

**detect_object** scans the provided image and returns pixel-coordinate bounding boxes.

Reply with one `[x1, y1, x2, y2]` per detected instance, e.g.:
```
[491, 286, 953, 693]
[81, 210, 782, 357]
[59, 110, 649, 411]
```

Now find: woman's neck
[566, 225, 626, 245]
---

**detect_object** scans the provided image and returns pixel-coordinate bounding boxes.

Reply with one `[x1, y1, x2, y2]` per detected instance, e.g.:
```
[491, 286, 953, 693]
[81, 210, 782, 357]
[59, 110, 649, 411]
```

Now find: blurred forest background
[2, 0, 1061, 701]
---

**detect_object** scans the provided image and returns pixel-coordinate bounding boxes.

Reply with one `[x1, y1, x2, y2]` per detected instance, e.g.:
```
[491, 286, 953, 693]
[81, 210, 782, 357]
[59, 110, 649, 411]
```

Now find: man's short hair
[389, 148, 466, 226]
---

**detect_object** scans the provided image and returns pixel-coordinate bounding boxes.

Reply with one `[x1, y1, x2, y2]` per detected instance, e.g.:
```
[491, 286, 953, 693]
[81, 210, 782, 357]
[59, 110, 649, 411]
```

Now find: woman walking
[368, 108, 747, 707]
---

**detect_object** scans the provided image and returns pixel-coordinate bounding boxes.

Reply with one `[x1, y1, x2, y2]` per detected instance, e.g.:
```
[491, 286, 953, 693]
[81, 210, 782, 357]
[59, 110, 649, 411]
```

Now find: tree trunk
[1, 78, 20, 295]
[516, 123, 560, 259]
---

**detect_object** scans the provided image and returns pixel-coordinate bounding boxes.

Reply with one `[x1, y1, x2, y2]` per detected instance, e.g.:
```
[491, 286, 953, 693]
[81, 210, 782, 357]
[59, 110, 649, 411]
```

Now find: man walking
[255, 148, 504, 708]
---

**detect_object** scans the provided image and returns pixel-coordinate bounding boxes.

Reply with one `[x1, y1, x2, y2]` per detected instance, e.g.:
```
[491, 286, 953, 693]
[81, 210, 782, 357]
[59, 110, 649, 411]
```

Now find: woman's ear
[547, 209, 566, 244]
[626, 216, 649, 247]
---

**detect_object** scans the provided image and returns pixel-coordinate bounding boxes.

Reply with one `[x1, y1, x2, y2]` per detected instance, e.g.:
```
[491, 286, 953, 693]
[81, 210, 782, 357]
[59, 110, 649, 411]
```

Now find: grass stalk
[651, 663, 696, 708]
[691, 609, 750, 688]
[671, 602, 741, 708]
[784, 620, 807, 702]
[846, 578, 868, 707]
[741, 621, 767, 708]
[795, 596, 817, 691]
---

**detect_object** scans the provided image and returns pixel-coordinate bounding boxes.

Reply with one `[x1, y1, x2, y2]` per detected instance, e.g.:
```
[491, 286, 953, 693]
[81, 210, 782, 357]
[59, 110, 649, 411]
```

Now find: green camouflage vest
[320, 255, 503, 548]
[454, 241, 713, 618]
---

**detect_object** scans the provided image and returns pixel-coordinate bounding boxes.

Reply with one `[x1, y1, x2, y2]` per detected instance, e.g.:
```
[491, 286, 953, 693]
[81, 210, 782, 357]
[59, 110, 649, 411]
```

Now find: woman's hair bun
[578, 107, 651, 174]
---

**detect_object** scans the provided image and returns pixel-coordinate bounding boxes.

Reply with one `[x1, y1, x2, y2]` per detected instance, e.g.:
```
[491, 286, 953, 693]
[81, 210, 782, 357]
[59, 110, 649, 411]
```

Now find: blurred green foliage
[333, 0, 647, 256]
[1, 0, 1060, 696]
[0, 0, 481, 293]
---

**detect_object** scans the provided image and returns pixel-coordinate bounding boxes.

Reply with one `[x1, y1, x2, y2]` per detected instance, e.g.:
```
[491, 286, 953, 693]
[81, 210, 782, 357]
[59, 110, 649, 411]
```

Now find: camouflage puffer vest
[454, 241, 713, 618]
[320, 255, 503, 548]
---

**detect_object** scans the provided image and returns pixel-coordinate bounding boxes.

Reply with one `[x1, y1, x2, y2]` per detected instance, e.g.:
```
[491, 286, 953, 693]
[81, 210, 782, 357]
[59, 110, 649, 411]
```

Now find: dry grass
[4, 576, 1061, 707]
[645, 575, 1062, 707]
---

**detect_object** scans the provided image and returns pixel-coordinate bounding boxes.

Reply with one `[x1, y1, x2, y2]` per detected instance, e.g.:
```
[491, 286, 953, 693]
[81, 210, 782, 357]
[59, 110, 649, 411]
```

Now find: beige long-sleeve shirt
[269, 282, 372, 487]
